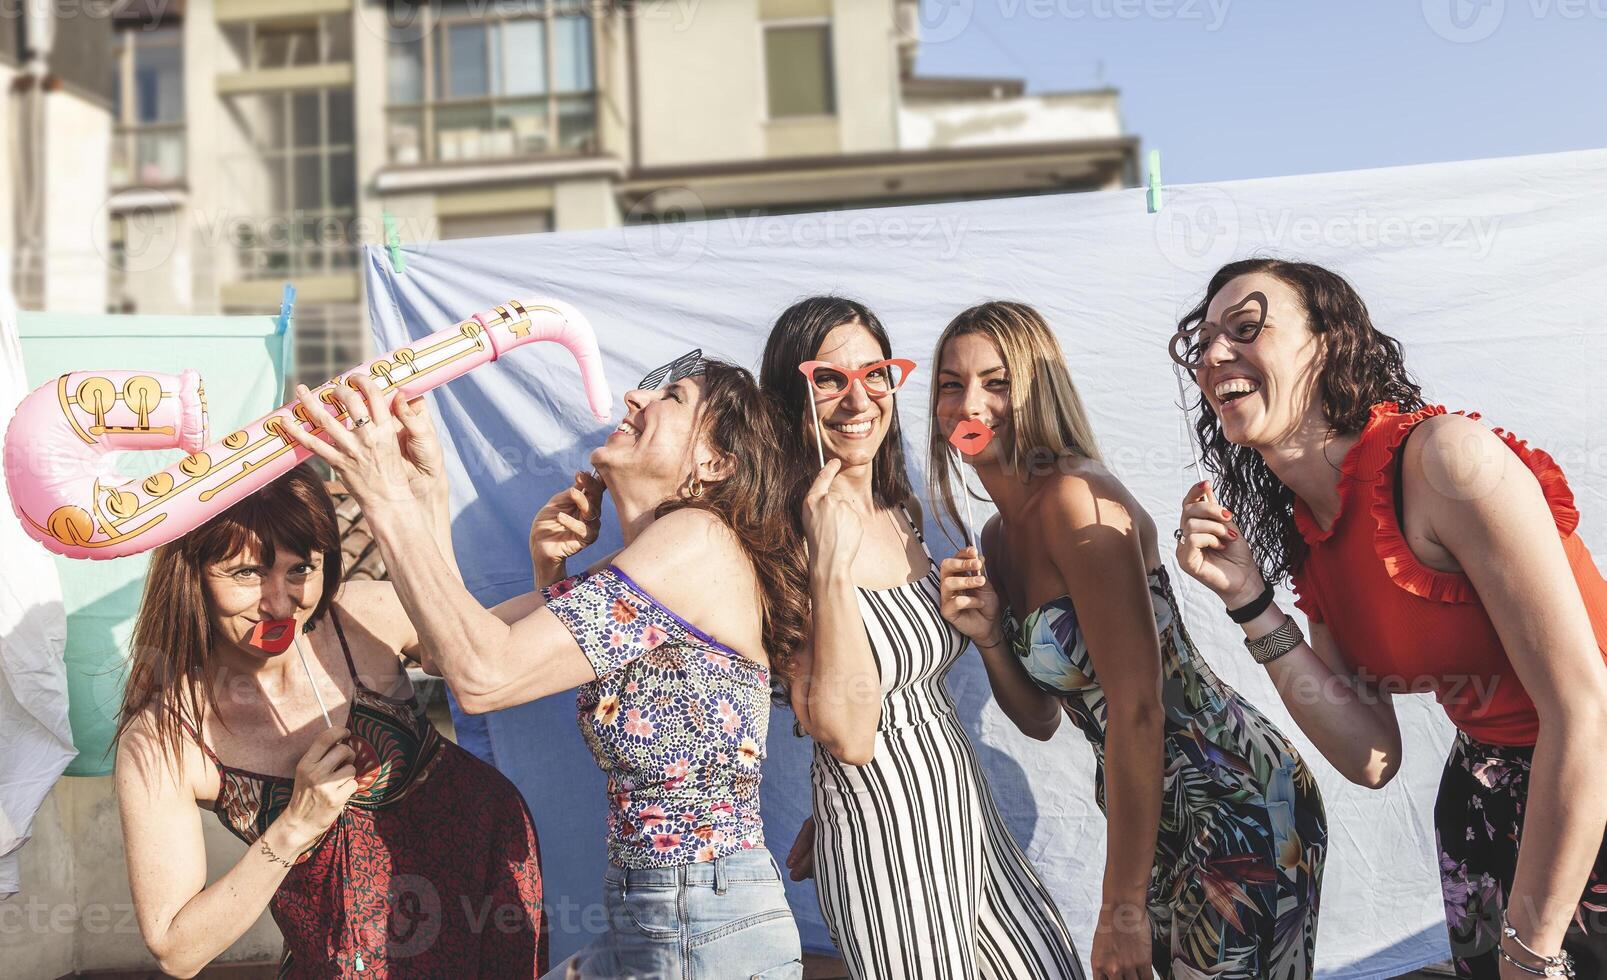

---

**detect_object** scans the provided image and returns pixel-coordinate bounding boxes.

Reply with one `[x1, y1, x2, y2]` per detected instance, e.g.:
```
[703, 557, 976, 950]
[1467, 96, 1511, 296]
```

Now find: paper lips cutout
[247, 618, 298, 654]
[949, 419, 995, 456]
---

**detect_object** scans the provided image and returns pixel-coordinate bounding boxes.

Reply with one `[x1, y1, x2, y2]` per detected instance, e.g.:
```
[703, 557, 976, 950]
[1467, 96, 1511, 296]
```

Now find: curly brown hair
[653, 360, 811, 684]
[1178, 258, 1424, 586]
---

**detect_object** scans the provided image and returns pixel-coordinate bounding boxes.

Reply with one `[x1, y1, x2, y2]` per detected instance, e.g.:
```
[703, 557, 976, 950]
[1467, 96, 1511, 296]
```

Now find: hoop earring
[687, 476, 704, 499]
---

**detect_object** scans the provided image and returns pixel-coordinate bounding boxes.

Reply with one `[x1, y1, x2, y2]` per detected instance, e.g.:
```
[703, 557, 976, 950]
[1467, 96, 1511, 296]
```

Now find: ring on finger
[352, 416, 372, 429]
[1173, 527, 1185, 542]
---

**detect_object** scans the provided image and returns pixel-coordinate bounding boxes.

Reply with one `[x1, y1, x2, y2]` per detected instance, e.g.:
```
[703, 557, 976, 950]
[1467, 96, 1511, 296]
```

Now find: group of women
[113, 258, 1606, 980]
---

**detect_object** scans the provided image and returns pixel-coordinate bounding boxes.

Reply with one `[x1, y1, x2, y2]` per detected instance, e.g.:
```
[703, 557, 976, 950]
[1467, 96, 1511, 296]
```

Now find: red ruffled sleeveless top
[1289, 401, 1607, 746]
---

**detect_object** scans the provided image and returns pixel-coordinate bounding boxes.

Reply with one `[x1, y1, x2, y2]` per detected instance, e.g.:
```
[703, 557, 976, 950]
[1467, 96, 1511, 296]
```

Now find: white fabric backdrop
[365, 147, 1607, 978]
[0, 257, 75, 898]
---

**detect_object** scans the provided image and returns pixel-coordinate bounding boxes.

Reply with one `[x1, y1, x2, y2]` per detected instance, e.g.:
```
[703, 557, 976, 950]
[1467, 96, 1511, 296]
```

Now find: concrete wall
[38, 90, 111, 314]
[1, 778, 285, 977]
[1, 789, 75, 979]
[1, 60, 14, 279]
[899, 90, 1125, 150]
[635, 0, 900, 167]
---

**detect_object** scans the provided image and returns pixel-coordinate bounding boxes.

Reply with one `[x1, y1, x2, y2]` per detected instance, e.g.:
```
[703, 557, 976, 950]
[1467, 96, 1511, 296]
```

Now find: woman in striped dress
[760, 296, 1084, 979]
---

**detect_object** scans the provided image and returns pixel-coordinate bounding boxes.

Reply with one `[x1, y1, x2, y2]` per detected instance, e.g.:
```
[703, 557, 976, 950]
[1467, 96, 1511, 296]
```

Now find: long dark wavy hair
[1179, 258, 1424, 585]
[757, 295, 916, 521]
[117, 463, 343, 762]
[655, 360, 810, 683]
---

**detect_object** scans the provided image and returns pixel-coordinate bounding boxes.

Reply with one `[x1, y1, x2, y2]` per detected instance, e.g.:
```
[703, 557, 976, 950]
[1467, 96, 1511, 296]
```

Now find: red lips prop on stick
[289, 631, 382, 791]
[949, 419, 994, 457]
[948, 421, 995, 547]
[248, 618, 298, 654]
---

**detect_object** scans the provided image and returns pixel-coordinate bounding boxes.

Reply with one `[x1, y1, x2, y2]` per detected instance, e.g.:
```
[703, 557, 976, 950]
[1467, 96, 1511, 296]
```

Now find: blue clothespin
[276, 282, 296, 388]
[382, 212, 406, 275]
[1146, 150, 1163, 214]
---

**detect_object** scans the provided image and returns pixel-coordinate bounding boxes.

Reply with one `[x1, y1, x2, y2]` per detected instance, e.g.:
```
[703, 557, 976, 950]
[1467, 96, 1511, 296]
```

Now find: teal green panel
[17, 313, 289, 775]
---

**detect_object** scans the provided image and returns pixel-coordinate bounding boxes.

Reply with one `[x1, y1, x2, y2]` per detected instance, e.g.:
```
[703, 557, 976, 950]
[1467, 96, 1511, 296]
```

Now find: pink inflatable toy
[4, 297, 611, 560]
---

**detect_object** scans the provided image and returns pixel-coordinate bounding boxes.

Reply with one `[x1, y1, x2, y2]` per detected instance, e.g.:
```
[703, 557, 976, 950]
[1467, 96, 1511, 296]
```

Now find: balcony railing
[111, 124, 186, 186]
[386, 94, 597, 165]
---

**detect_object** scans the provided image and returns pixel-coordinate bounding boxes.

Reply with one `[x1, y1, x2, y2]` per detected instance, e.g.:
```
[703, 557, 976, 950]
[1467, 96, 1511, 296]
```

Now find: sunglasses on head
[1168, 291, 1270, 370]
[797, 359, 917, 400]
[637, 349, 706, 390]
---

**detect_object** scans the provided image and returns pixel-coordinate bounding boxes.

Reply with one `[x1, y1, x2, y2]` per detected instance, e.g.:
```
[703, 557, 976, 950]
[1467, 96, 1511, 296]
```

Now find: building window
[386, 3, 597, 165]
[258, 303, 367, 393]
[111, 26, 185, 186]
[222, 15, 353, 70]
[764, 24, 834, 119]
[223, 87, 358, 280]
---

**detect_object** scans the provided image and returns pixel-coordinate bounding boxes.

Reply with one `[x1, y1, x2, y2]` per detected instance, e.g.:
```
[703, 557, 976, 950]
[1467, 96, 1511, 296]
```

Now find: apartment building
[106, 0, 1138, 389]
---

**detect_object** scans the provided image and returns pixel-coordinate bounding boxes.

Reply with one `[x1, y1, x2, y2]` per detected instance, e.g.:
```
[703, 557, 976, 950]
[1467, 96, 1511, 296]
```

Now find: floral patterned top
[542, 565, 771, 869]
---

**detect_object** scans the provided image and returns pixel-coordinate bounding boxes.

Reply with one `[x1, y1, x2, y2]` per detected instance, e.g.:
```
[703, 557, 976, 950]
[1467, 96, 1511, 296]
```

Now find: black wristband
[1227, 582, 1275, 623]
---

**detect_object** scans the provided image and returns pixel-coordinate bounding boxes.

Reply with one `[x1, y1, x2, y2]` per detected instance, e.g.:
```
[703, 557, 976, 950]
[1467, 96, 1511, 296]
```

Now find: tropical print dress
[1005, 563, 1328, 980]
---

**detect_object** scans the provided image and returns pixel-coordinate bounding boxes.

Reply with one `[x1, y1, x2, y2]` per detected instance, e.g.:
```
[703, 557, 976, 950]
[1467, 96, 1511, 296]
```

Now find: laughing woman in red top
[1169, 258, 1607, 979]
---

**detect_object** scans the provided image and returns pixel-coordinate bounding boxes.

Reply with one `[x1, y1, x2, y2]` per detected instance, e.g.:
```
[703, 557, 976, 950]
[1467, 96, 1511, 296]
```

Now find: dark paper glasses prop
[796, 359, 917, 466]
[948, 420, 995, 547]
[638, 348, 706, 391]
[1167, 295, 1270, 488]
[1167, 291, 1269, 370]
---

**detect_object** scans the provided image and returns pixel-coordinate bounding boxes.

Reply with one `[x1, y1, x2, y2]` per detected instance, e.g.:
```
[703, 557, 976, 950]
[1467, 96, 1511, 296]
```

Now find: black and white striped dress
[810, 508, 1085, 979]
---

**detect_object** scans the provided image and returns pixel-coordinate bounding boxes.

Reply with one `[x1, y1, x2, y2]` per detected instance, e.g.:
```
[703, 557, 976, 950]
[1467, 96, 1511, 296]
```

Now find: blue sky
[912, 0, 1606, 184]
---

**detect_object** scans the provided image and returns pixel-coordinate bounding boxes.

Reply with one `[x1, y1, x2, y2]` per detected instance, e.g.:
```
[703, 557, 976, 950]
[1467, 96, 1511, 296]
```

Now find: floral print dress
[1006, 564, 1328, 980]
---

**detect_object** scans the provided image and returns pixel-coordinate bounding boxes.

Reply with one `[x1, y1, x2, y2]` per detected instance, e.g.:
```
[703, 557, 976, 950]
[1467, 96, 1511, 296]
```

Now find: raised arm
[1415, 415, 1607, 969]
[792, 460, 881, 765]
[284, 376, 593, 714]
[1042, 481, 1164, 979]
[1178, 482, 1403, 787]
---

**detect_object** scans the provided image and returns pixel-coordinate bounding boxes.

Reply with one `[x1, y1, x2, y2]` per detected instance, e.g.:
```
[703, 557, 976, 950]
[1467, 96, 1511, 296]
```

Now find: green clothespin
[382, 211, 406, 274]
[1146, 150, 1163, 214]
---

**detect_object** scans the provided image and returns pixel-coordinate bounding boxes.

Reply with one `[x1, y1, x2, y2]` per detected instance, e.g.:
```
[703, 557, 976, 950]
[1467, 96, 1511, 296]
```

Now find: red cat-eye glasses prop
[796, 359, 918, 467]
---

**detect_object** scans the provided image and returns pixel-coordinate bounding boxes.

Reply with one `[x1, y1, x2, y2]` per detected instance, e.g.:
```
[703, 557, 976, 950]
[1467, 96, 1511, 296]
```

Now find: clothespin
[276, 282, 296, 335]
[276, 282, 296, 387]
[383, 211, 406, 274]
[1146, 150, 1163, 214]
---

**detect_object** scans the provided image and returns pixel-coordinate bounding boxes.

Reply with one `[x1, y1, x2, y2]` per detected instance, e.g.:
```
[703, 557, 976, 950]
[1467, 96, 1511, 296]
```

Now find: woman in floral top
[287, 354, 811, 979]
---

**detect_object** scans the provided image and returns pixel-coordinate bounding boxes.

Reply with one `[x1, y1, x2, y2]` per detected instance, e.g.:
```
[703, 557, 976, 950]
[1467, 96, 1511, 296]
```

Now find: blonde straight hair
[927, 301, 1103, 541]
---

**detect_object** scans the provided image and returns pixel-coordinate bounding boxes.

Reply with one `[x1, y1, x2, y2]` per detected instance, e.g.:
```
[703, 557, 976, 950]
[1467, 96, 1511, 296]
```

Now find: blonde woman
[931, 301, 1328, 980]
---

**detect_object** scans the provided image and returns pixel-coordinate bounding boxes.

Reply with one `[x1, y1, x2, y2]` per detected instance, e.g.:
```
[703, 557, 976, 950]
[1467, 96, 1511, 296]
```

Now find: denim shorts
[542, 849, 803, 980]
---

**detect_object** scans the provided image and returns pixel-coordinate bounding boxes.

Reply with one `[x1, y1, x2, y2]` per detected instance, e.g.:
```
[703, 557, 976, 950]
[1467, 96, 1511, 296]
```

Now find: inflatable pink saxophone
[3, 298, 611, 560]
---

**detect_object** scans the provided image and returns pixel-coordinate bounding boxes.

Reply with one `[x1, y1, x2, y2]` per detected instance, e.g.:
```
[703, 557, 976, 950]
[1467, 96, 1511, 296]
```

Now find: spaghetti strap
[327, 607, 361, 681]
[169, 708, 224, 769]
[897, 503, 926, 544]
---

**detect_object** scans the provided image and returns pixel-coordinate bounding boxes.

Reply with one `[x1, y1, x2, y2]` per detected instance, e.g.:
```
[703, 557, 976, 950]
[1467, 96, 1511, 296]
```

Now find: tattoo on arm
[258, 837, 295, 869]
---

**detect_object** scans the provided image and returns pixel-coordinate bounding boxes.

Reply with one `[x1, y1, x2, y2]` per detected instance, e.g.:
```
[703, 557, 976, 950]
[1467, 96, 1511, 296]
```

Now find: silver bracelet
[1500, 909, 1575, 977]
[1244, 614, 1303, 665]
